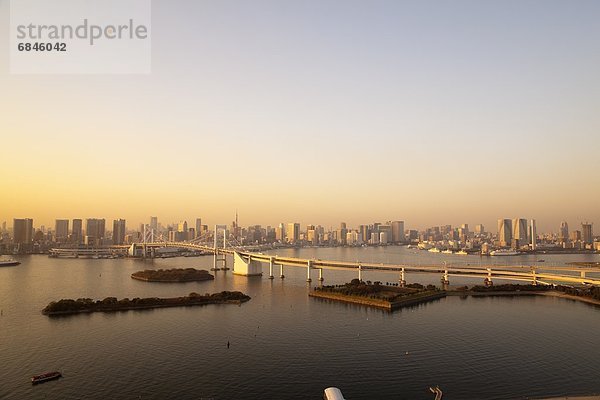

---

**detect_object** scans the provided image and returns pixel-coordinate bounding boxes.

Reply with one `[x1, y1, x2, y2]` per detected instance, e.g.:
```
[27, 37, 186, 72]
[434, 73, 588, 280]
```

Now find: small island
[310, 279, 445, 310]
[311, 280, 600, 310]
[131, 268, 214, 282]
[42, 291, 250, 316]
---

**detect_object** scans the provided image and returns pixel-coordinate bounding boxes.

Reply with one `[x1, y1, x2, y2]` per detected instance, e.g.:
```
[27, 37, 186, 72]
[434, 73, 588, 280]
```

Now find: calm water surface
[1, 247, 599, 399]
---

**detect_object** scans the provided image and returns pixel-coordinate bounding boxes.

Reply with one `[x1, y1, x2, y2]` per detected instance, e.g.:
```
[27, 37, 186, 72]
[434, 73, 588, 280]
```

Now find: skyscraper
[497, 219, 512, 247]
[150, 216, 158, 232]
[112, 219, 126, 245]
[391, 221, 405, 243]
[55, 219, 69, 242]
[582, 222, 593, 245]
[559, 221, 569, 242]
[195, 218, 202, 239]
[530, 219, 537, 250]
[13, 218, 33, 244]
[286, 222, 300, 243]
[512, 218, 528, 246]
[72, 219, 82, 244]
[85, 218, 106, 245]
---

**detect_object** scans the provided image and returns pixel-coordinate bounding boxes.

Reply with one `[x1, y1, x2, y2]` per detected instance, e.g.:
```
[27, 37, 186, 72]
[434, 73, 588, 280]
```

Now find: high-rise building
[475, 224, 485, 234]
[13, 218, 33, 244]
[497, 219, 512, 247]
[275, 223, 285, 242]
[1, 221, 6, 233]
[512, 218, 528, 246]
[113, 219, 126, 245]
[85, 218, 106, 245]
[150, 216, 158, 232]
[55, 219, 69, 242]
[530, 219, 537, 250]
[195, 218, 202, 239]
[582, 222, 593, 245]
[286, 222, 300, 243]
[72, 219, 82, 243]
[559, 221, 569, 242]
[391, 221, 405, 243]
[338, 222, 348, 245]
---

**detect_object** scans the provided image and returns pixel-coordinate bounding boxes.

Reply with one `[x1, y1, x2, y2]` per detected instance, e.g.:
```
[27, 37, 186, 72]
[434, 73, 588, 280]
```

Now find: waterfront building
[72, 219, 82, 244]
[530, 219, 537, 250]
[195, 218, 202, 239]
[391, 221, 405, 242]
[338, 222, 347, 245]
[286, 222, 300, 243]
[582, 222, 593, 245]
[112, 219, 126, 245]
[497, 219, 512, 247]
[55, 219, 69, 242]
[13, 218, 33, 244]
[370, 232, 379, 245]
[380, 231, 389, 244]
[512, 218, 528, 247]
[85, 218, 106, 246]
[275, 223, 285, 242]
[559, 221, 569, 242]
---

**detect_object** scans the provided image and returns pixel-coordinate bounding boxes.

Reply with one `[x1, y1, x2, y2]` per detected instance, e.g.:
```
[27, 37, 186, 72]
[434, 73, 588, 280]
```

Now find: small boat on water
[31, 371, 61, 384]
[490, 249, 520, 256]
[456, 250, 468, 255]
[0, 258, 20, 267]
[428, 248, 441, 253]
[442, 249, 454, 254]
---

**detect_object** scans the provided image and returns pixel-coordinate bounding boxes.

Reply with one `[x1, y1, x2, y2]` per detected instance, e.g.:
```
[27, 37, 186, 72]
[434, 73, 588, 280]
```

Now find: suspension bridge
[50, 225, 600, 287]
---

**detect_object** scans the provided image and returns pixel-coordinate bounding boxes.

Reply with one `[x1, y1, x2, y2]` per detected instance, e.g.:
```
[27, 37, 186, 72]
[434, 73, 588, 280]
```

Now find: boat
[456, 250, 468, 255]
[490, 249, 520, 256]
[0, 258, 20, 267]
[323, 387, 346, 400]
[428, 248, 441, 253]
[537, 259, 545, 262]
[31, 371, 61, 384]
[442, 249, 454, 254]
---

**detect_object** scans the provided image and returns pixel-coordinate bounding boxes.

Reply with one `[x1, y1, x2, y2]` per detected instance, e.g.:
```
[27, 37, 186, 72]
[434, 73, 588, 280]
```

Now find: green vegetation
[131, 268, 214, 282]
[315, 278, 440, 302]
[470, 284, 551, 292]
[42, 291, 250, 315]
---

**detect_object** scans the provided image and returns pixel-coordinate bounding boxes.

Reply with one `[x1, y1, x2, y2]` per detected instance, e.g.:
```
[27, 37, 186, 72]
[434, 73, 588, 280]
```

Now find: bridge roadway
[134, 242, 600, 286]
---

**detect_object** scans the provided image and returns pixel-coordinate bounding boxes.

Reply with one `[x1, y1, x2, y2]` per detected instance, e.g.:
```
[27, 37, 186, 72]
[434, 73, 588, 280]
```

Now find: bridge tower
[212, 225, 228, 271]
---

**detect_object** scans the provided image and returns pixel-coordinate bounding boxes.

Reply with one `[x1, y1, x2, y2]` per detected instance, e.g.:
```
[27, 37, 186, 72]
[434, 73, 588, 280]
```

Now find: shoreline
[310, 288, 600, 311]
[309, 290, 446, 310]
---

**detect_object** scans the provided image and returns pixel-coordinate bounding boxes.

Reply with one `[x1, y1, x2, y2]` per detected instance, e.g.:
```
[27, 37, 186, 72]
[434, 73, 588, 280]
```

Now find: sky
[0, 0, 599, 232]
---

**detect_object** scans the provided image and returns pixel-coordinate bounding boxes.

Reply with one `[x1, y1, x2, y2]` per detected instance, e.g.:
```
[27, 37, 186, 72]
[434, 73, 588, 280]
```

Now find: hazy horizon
[1, 0, 599, 234]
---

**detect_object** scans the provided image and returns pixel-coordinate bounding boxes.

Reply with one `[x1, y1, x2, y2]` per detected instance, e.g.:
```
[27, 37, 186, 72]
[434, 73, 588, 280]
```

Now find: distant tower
[512, 218, 528, 247]
[559, 221, 569, 242]
[497, 219, 512, 247]
[530, 219, 537, 250]
[582, 222, 593, 245]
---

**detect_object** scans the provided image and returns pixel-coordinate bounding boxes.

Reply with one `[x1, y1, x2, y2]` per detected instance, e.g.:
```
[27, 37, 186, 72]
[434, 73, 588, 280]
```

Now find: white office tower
[530, 219, 537, 250]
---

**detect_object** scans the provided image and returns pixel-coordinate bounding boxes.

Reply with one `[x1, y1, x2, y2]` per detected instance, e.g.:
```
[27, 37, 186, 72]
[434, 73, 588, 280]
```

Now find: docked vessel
[0, 258, 20, 267]
[490, 249, 520, 256]
[456, 250, 468, 255]
[428, 248, 441, 253]
[442, 249, 454, 254]
[31, 371, 61, 384]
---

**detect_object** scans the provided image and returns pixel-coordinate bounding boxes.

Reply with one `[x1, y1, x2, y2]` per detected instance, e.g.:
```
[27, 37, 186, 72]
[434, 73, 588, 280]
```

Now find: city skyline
[1, 213, 596, 236]
[1, 1, 599, 236]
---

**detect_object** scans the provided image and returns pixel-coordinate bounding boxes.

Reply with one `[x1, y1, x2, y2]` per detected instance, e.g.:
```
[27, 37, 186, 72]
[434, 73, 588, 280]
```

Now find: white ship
[490, 249, 520, 256]
[456, 250, 468, 255]
[428, 247, 441, 253]
[442, 249, 454, 254]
